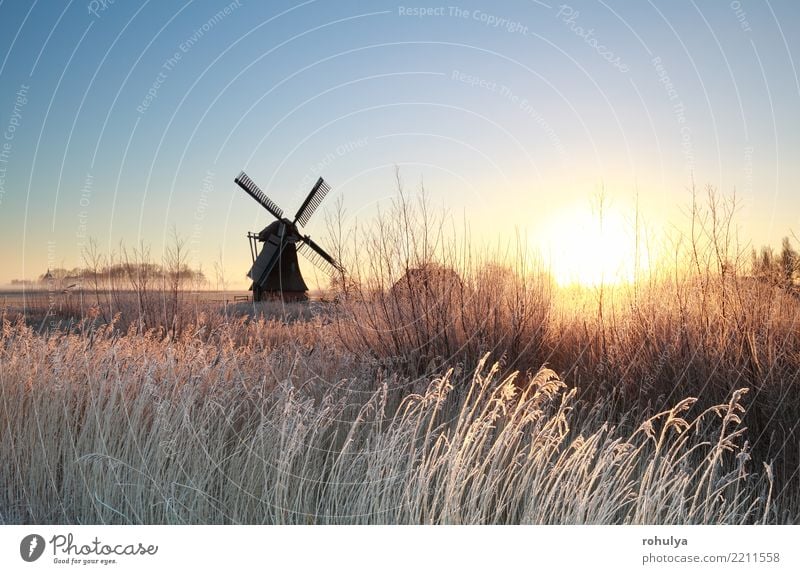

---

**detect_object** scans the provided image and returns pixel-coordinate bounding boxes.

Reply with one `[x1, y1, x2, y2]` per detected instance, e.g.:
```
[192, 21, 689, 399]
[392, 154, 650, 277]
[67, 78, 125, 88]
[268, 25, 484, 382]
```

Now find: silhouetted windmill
[234, 171, 343, 301]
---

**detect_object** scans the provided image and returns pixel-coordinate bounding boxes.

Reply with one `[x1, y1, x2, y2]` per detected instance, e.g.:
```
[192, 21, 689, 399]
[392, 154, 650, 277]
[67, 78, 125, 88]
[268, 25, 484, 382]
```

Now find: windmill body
[247, 220, 307, 300]
[234, 171, 342, 301]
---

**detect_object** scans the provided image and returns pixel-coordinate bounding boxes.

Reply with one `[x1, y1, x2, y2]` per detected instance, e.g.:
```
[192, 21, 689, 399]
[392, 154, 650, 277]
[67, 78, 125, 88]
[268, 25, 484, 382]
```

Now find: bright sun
[537, 203, 647, 287]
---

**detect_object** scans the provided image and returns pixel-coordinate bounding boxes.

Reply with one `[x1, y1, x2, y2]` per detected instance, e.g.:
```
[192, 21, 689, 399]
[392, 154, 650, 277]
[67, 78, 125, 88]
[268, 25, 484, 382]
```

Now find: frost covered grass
[0, 320, 782, 524]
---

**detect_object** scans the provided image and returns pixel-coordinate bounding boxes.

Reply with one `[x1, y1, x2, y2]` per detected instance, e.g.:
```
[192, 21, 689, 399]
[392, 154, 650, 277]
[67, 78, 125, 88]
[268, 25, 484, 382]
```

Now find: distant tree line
[751, 236, 800, 288]
[33, 263, 206, 287]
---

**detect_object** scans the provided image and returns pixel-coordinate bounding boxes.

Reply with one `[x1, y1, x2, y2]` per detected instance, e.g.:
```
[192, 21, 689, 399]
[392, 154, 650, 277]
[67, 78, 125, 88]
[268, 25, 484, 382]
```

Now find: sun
[536, 202, 646, 287]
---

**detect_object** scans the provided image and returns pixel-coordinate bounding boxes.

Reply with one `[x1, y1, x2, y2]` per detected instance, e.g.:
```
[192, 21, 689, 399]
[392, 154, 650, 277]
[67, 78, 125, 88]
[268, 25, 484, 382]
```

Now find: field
[1, 192, 799, 525]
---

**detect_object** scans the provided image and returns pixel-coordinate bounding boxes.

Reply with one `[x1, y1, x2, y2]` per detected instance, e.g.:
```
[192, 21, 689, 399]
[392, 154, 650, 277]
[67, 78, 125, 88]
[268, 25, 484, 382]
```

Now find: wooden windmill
[234, 171, 342, 301]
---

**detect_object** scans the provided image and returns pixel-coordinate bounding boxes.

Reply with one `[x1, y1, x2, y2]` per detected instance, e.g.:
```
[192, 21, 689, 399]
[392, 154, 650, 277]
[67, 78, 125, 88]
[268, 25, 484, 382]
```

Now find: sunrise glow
[539, 202, 648, 287]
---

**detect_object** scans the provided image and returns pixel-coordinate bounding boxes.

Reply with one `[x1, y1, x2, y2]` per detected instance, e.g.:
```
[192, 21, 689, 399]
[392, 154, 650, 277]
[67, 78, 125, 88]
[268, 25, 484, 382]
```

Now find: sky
[0, 0, 798, 288]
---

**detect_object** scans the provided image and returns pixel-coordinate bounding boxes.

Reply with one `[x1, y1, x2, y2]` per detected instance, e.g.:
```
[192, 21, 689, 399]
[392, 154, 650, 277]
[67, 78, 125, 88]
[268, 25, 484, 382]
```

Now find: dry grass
[1, 182, 798, 524]
[0, 321, 775, 524]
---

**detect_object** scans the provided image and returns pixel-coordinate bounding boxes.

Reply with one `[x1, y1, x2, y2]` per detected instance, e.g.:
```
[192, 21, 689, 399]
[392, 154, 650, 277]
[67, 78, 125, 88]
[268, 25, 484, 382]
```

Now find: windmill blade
[234, 171, 284, 220]
[297, 235, 343, 275]
[293, 177, 330, 227]
[297, 243, 339, 276]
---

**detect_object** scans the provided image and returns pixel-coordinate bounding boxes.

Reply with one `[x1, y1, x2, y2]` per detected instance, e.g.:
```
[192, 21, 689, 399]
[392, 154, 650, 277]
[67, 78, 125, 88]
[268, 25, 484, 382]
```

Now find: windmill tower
[234, 171, 343, 301]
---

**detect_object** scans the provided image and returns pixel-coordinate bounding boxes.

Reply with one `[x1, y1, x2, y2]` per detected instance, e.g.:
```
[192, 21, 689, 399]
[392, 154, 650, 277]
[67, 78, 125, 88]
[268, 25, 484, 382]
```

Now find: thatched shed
[390, 264, 463, 298]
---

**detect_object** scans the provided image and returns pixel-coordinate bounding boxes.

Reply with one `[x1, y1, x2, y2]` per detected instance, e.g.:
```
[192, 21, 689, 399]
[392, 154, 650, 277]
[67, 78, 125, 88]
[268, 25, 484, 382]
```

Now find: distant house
[37, 269, 83, 292]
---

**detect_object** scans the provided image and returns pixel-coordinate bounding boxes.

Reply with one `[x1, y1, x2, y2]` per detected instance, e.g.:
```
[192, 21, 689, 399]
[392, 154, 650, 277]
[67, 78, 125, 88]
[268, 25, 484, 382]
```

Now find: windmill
[234, 171, 343, 301]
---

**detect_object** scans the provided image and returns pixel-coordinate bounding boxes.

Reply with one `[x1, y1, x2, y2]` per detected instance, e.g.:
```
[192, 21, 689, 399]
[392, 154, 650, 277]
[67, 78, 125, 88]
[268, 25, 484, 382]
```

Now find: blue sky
[1, 0, 798, 287]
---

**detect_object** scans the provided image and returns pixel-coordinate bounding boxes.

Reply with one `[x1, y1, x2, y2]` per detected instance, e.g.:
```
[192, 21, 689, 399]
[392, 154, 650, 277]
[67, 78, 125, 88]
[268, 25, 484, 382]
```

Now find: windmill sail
[298, 235, 342, 275]
[235, 171, 284, 220]
[293, 177, 330, 227]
